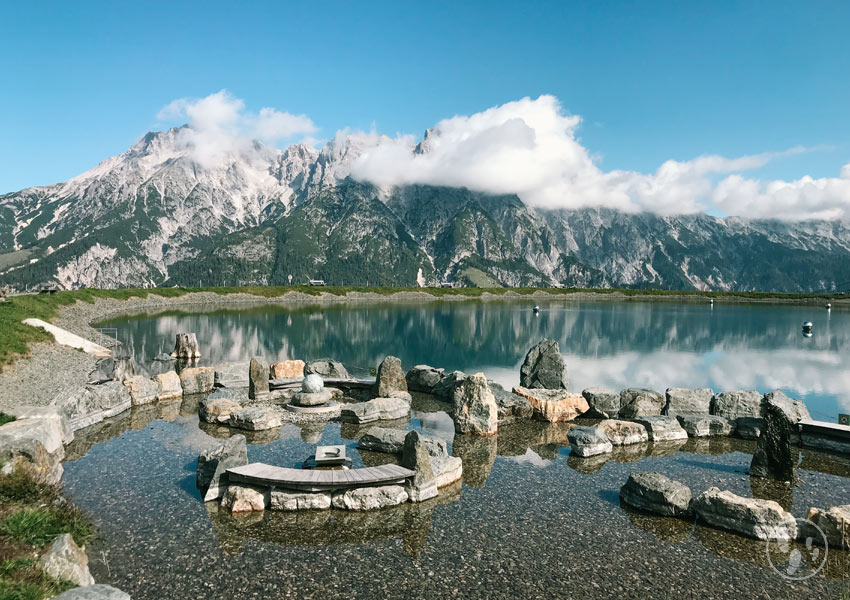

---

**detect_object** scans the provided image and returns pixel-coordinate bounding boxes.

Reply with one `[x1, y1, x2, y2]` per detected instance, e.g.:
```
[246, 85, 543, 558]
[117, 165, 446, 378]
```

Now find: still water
[59, 299, 850, 599]
[102, 299, 850, 421]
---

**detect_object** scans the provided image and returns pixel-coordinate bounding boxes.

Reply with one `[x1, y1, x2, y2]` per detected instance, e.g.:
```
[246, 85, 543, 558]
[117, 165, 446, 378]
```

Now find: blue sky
[1, 0, 848, 199]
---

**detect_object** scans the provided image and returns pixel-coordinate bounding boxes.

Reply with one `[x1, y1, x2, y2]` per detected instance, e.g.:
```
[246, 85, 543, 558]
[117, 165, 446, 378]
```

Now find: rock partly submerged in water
[339, 397, 410, 424]
[568, 426, 613, 457]
[581, 387, 621, 419]
[692, 487, 797, 541]
[749, 399, 796, 482]
[619, 388, 665, 419]
[453, 373, 499, 435]
[197, 434, 248, 502]
[179, 367, 215, 395]
[620, 472, 692, 518]
[630, 416, 688, 442]
[405, 365, 444, 392]
[228, 407, 281, 431]
[513, 387, 588, 423]
[331, 485, 408, 510]
[598, 419, 649, 446]
[676, 414, 733, 437]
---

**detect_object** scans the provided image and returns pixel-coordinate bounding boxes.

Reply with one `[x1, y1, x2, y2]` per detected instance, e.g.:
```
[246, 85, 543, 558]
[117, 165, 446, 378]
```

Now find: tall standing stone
[196, 434, 248, 501]
[248, 357, 270, 400]
[375, 355, 408, 399]
[400, 430, 438, 502]
[171, 333, 201, 359]
[519, 339, 569, 390]
[749, 399, 796, 482]
[452, 373, 498, 435]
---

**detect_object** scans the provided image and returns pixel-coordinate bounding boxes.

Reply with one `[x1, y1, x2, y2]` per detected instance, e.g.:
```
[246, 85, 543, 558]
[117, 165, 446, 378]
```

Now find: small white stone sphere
[302, 373, 324, 393]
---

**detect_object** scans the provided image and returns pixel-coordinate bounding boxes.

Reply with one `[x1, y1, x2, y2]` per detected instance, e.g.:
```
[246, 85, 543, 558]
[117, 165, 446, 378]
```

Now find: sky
[1, 0, 849, 218]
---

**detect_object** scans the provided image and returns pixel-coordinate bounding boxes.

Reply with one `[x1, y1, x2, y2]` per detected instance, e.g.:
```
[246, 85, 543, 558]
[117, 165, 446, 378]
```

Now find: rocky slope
[1, 129, 849, 292]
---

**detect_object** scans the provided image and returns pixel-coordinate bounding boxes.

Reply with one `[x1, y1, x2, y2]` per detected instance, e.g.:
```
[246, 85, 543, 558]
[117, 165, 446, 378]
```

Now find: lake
[58, 299, 850, 598]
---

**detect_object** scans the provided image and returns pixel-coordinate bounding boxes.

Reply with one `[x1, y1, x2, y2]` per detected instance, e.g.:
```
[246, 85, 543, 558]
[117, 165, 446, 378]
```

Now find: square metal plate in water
[315, 445, 347, 465]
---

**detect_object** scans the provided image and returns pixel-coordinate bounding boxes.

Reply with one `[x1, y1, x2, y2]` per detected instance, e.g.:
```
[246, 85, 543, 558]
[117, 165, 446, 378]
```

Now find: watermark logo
[765, 518, 828, 581]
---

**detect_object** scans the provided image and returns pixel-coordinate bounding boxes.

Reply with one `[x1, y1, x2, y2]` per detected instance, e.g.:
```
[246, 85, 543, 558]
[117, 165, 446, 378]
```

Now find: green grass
[0, 508, 94, 548]
[0, 415, 13, 428]
[0, 557, 74, 600]
[0, 284, 847, 368]
[0, 470, 53, 505]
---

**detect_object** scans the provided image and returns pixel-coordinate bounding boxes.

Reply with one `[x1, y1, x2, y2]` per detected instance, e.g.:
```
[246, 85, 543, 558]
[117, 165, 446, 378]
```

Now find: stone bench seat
[227, 462, 415, 492]
[799, 419, 850, 454]
[799, 419, 850, 439]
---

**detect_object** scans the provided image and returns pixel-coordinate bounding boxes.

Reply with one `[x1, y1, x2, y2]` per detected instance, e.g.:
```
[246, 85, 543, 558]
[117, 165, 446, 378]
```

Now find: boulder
[221, 484, 268, 512]
[339, 398, 410, 424]
[581, 387, 621, 418]
[153, 371, 182, 401]
[229, 407, 281, 431]
[11, 406, 73, 445]
[248, 357, 270, 400]
[431, 370, 466, 400]
[568, 426, 613, 457]
[665, 388, 713, 417]
[38, 533, 95, 586]
[56, 381, 132, 431]
[179, 367, 215, 395]
[171, 332, 201, 359]
[749, 399, 796, 481]
[375, 356, 408, 399]
[619, 388, 665, 419]
[512, 387, 588, 423]
[213, 362, 250, 388]
[490, 384, 533, 423]
[598, 419, 648, 446]
[292, 389, 334, 407]
[711, 390, 763, 420]
[331, 485, 408, 510]
[0, 435, 62, 485]
[270, 490, 332, 511]
[763, 390, 811, 430]
[400, 430, 438, 502]
[431, 455, 463, 488]
[676, 414, 733, 437]
[269, 359, 305, 380]
[630, 416, 688, 442]
[89, 357, 136, 384]
[304, 358, 350, 379]
[453, 373, 498, 435]
[804, 505, 850, 549]
[692, 487, 797, 540]
[519, 339, 568, 390]
[52, 585, 131, 600]
[406, 365, 444, 392]
[199, 395, 242, 424]
[357, 427, 448, 456]
[123, 375, 158, 406]
[619, 472, 692, 517]
[734, 417, 764, 440]
[197, 434, 248, 502]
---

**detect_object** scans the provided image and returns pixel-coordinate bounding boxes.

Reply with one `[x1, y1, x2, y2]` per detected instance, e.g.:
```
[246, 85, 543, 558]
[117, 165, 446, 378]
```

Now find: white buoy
[826, 303, 832, 309]
[802, 321, 814, 335]
[532, 305, 540, 313]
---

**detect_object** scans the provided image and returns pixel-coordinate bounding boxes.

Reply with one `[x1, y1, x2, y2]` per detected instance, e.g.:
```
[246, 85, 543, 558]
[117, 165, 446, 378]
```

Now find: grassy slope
[0, 285, 847, 368]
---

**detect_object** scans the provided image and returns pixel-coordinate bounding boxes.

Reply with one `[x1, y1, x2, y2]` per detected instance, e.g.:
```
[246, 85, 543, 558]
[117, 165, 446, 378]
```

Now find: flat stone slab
[620, 472, 692, 518]
[284, 401, 340, 416]
[692, 487, 797, 541]
[598, 420, 648, 446]
[568, 426, 613, 457]
[356, 427, 448, 456]
[228, 407, 281, 431]
[631, 416, 688, 441]
[339, 397, 410, 424]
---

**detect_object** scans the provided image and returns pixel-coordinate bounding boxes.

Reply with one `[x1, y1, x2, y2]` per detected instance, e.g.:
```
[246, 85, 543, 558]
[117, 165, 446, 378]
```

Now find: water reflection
[102, 300, 850, 419]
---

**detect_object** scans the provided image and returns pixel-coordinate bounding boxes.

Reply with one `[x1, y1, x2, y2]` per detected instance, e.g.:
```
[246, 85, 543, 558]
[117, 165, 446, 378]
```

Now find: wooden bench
[227, 462, 415, 492]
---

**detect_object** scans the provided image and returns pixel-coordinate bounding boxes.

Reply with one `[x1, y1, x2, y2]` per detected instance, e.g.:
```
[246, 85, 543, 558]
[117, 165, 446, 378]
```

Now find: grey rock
[568, 426, 613, 457]
[431, 455, 463, 488]
[452, 373, 498, 436]
[357, 427, 448, 457]
[692, 487, 797, 540]
[304, 358, 350, 379]
[153, 352, 175, 362]
[123, 375, 158, 406]
[270, 490, 332, 511]
[581, 387, 621, 418]
[339, 397, 410, 424]
[406, 365, 444, 392]
[301, 373, 324, 394]
[711, 390, 763, 419]
[750, 399, 796, 481]
[331, 485, 408, 510]
[431, 370, 466, 400]
[9, 406, 73, 445]
[619, 388, 665, 419]
[401, 430, 438, 502]
[172, 332, 201, 359]
[631, 416, 689, 442]
[620, 472, 692, 517]
[375, 356, 408, 398]
[598, 419, 648, 445]
[228, 407, 281, 431]
[248, 357, 270, 400]
[221, 484, 269, 512]
[490, 384, 533, 423]
[665, 388, 713, 417]
[52, 585, 131, 600]
[734, 417, 764, 440]
[38, 533, 94, 586]
[519, 339, 568, 390]
[213, 361, 250, 388]
[676, 414, 733, 437]
[56, 381, 132, 431]
[179, 367, 215, 395]
[800, 431, 850, 454]
[90, 356, 136, 383]
[153, 371, 182, 401]
[292, 389, 333, 407]
[197, 434, 248, 501]
[199, 395, 242, 424]
[804, 505, 850, 549]
[763, 390, 811, 429]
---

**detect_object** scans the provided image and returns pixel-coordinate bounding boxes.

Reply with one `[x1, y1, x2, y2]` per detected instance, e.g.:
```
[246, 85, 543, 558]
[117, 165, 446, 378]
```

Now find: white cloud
[157, 90, 317, 168]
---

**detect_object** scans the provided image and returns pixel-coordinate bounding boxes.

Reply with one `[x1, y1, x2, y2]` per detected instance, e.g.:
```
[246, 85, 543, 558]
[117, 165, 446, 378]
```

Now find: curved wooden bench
[227, 462, 415, 492]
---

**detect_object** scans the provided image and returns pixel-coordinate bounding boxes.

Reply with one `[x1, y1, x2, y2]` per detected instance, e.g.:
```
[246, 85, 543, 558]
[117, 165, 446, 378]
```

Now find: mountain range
[2, 126, 850, 292]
